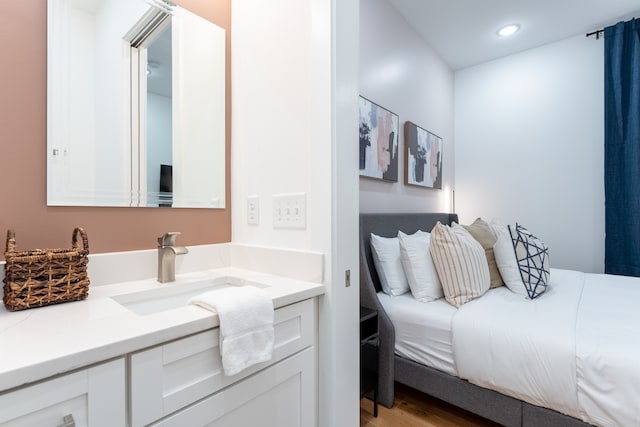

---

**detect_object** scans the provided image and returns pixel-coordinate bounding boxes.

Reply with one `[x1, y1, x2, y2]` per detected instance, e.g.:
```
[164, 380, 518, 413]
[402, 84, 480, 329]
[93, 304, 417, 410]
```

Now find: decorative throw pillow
[429, 222, 490, 307]
[509, 224, 549, 299]
[398, 230, 443, 302]
[370, 233, 410, 296]
[463, 218, 504, 288]
[493, 223, 550, 299]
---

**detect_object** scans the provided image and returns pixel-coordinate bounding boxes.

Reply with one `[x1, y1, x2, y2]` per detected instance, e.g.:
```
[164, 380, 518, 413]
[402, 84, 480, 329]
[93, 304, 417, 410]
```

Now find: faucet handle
[158, 231, 181, 247]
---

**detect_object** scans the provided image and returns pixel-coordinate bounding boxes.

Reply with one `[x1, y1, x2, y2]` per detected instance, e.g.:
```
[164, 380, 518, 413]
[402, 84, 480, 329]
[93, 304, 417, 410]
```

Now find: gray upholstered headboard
[360, 212, 458, 295]
[359, 212, 458, 407]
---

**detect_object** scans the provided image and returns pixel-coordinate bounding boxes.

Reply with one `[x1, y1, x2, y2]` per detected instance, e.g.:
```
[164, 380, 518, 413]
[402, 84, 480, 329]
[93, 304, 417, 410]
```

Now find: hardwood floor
[360, 383, 501, 427]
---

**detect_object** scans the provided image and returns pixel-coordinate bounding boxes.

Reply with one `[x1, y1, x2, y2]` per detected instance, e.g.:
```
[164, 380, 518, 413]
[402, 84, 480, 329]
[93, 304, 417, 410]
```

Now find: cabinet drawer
[130, 298, 315, 427]
[150, 347, 315, 427]
[0, 358, 126, 427]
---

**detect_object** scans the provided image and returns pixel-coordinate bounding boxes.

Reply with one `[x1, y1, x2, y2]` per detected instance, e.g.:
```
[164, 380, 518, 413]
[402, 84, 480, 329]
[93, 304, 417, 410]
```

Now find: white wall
[232, 0, 320, 250]
[231, 0, 360, 426]
[455, 35, 605, 273]
[359, 0, 454, 214]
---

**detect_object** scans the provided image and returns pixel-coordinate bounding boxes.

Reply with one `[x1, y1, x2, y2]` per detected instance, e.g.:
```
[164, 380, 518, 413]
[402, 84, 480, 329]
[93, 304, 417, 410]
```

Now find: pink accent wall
[0, 1, 232, 258]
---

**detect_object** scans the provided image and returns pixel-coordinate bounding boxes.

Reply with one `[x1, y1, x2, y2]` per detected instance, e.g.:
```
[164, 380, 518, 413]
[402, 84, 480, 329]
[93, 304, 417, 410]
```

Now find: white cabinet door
[0, 358, 126, 427]
[131, 298, 315, 427]
[151, 347, 315, 427]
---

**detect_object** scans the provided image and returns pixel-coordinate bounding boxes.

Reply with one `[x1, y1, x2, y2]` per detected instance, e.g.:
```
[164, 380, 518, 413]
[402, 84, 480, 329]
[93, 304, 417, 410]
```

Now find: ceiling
[387, 0, 640, 70]
[147, 22, 172, 98]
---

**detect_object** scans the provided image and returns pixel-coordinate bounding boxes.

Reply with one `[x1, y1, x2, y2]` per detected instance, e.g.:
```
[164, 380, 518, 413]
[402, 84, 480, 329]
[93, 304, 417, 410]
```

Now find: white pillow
[493, 225, 528, 297]
[370, 233, 410, 296]
[397, 230, 443, 302]
[429, 222, 490, 307]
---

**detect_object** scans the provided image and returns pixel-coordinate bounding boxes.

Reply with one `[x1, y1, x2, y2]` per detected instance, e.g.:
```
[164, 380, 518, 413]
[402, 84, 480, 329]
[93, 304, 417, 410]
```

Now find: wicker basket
[3, 228, 90, 311]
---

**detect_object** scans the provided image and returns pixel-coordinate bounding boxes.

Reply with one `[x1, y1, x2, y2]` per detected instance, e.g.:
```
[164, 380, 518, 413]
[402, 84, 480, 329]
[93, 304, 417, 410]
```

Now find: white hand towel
[188, 285, 274, 376]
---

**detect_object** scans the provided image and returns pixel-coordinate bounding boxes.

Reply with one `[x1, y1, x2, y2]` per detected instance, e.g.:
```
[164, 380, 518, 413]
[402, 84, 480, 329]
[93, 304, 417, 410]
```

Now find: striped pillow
[429, 222, 490, 307]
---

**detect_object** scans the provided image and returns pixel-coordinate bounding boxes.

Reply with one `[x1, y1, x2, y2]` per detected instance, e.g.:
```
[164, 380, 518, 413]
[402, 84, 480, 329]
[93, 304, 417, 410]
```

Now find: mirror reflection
[147, 23, 173, 207]
[47, 0, 226, 208]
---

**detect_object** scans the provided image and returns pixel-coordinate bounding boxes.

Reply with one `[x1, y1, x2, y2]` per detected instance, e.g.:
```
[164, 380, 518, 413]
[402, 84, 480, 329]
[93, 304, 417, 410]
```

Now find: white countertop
[0, 267, 324, 392]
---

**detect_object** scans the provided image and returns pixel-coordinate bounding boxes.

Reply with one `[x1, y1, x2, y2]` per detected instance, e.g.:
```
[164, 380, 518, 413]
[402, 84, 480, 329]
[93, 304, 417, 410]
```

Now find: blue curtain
[605, 18, 640, 275]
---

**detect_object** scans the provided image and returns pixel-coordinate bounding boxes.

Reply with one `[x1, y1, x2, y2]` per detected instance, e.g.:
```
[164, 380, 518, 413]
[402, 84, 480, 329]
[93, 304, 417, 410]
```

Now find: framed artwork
[404, 121, 443, 189]
[359, 96, 399, 182]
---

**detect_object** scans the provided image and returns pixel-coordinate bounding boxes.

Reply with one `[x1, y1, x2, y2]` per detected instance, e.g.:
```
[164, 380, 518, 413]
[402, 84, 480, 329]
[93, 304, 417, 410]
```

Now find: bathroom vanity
[0, 244, 324, 427]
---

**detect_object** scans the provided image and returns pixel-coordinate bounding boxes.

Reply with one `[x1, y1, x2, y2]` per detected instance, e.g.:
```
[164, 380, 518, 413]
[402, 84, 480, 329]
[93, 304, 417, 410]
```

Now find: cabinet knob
[57, 414, 76, 427]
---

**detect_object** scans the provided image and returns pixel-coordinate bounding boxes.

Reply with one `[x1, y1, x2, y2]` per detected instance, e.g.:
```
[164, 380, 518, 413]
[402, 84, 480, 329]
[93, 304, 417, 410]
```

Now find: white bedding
[575, 272, 640, 427]
[380, 268, 640, 427]
[452, 268, 583, 418]
[452, 268, 640, 427]
[378, 292, 457, 376]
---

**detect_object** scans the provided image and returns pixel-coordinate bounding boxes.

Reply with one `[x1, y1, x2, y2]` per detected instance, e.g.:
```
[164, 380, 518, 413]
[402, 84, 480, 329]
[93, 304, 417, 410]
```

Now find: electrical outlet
[273, 193, 306, 229]
[247, 196, 259, 225]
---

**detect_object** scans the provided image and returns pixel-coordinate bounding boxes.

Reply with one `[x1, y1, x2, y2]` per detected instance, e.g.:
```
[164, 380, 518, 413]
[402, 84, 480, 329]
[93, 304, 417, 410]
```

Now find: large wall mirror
[47, 0, 226, 208]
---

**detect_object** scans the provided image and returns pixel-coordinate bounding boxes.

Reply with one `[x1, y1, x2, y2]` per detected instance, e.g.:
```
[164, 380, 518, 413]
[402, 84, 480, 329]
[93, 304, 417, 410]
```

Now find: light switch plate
[247, 195, 259, 225]
[273, 193, 306, 229]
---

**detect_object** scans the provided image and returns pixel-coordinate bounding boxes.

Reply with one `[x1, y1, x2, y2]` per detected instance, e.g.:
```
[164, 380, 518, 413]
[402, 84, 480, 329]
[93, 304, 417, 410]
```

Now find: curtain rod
[587, 16, 640, 39]
[586, 29, 604, 39]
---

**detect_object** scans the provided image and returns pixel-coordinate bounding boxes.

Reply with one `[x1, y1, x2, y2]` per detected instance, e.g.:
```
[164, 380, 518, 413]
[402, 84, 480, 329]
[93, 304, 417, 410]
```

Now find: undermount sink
[111, 277, 268, 316]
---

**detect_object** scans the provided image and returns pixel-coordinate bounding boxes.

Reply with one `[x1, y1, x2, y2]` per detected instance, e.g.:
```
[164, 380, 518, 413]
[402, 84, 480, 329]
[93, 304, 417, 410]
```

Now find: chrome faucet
[157, 232, 189, 283]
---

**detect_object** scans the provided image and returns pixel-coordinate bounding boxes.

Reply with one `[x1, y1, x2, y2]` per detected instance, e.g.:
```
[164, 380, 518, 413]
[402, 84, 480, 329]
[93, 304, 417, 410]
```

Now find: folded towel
[188, 285, 274, 376]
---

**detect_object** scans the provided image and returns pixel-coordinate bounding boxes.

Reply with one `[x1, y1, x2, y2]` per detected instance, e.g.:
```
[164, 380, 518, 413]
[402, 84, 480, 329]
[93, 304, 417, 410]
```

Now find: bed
[359, 212, 640, 427]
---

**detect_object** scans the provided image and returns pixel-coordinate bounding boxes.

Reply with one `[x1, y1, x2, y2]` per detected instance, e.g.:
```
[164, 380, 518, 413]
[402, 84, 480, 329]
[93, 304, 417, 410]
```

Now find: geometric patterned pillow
[508, 224, 550, 299]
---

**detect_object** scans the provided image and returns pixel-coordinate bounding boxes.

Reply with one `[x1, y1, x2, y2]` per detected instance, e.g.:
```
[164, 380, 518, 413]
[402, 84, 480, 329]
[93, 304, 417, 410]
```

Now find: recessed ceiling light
[497, 24, 520, 37]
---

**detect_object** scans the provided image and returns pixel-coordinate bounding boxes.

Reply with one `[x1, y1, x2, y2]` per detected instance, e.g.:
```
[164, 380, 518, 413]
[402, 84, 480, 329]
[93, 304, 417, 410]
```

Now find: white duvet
[452, 268, 640, 427]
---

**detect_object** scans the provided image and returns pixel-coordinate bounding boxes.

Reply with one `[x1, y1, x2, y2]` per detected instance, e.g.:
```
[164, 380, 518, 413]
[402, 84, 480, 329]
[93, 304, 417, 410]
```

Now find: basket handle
[5, 229, 16, 254]
[72, 227, 89, 252]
